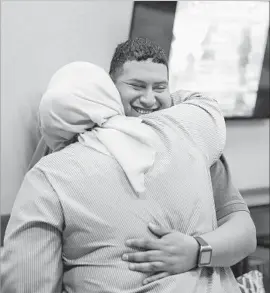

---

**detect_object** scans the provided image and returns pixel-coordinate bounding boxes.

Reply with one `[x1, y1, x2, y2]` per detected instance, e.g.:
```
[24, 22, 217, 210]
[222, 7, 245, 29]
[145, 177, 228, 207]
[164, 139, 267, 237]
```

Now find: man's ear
[109, 72, 114, 80]
[110, 66, 124, 84]
[109, 72, 118, 84]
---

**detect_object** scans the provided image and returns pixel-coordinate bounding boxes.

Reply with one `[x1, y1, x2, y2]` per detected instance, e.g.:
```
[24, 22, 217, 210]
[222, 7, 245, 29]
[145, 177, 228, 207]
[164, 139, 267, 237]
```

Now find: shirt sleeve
[210, 155, 250, 221]
[1, 167, 64, 293]
[146, 89, 226, 167]
[171, 91, 249, 219]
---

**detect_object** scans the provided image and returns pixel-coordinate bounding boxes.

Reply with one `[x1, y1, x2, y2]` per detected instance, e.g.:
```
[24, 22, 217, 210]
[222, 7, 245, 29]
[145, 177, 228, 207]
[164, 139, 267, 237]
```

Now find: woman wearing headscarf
[2, 62, 241, 293]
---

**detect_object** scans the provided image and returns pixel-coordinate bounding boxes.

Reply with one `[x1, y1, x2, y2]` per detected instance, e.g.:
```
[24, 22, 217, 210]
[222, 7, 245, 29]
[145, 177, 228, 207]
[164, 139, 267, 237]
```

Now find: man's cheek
[123, 103, 133, 116]
[159, 95, 171, 109]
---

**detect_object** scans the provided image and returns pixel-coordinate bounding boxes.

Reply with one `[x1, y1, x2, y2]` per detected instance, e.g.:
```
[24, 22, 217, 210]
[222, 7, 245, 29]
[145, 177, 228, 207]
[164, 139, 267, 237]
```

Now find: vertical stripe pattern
[1, 91, 241, 292]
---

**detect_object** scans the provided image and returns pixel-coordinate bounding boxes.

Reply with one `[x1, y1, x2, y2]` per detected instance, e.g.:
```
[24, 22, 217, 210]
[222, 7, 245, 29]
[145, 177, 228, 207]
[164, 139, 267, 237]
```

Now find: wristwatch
[194, 236, 212, 267]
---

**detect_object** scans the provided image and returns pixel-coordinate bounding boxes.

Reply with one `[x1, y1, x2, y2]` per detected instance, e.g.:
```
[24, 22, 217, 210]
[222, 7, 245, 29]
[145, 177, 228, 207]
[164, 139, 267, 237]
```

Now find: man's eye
[130, 84, 143, 90]
[154, 85, 167, 92]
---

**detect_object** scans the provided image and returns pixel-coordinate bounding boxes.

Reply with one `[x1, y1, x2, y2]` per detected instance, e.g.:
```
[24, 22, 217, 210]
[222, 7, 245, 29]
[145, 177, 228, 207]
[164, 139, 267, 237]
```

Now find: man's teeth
[134, 107, 155, 114]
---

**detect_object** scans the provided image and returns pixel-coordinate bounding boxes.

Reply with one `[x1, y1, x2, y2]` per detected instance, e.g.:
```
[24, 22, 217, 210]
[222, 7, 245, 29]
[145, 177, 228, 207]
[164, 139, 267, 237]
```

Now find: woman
[2, 62, 240, 292]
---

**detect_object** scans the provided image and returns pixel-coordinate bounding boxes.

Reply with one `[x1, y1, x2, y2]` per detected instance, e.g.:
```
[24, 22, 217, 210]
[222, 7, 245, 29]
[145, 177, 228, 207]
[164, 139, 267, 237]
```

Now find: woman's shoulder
[32, 142, 82, 173]
[35, 141, 118, 176]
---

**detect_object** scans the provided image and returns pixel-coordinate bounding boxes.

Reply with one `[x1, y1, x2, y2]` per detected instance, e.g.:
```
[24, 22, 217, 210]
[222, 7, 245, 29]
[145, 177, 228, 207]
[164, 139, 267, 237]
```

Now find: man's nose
[139, 90, 156, 108]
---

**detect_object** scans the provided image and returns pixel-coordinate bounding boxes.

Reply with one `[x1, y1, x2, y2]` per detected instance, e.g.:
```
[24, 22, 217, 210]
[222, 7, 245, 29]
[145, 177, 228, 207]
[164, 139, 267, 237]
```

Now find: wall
[1, 1, 133, 214]
[1, 1, 269, 215]
[224, 119, 269, 191]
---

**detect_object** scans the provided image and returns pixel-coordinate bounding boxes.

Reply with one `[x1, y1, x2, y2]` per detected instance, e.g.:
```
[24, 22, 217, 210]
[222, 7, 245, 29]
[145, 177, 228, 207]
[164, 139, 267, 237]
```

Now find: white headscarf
[38, 62, 158, 194]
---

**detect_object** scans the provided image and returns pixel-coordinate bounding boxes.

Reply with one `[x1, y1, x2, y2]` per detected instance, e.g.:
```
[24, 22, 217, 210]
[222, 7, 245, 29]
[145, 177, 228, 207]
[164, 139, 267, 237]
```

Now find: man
[108, 37, 256, 284]
[1, 61, 234, 292]
[26, 37, 256, 285]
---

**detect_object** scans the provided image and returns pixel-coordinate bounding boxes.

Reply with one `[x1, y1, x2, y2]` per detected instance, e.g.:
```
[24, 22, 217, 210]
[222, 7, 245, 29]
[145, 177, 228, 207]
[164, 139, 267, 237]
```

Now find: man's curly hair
[109, 37, 168, 80]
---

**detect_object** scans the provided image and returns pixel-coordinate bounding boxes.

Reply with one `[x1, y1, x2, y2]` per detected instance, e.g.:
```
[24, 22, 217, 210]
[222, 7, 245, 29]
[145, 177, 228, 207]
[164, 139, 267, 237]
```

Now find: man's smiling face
[114, 59, 172, 117]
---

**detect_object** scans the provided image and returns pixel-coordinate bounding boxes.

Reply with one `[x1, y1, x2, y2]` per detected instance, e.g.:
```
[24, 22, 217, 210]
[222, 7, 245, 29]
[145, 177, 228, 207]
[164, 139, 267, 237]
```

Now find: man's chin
[130, 109, 142, 117]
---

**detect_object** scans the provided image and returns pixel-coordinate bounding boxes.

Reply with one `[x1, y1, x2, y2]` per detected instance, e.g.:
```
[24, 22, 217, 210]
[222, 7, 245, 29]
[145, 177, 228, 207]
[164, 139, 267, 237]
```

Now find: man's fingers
[128, 262, 164, 273]
[125, 238, 161, 250]
[122, 250, 162, 263]
[148, 223, 171, 237]
[143, 272, 170, 285]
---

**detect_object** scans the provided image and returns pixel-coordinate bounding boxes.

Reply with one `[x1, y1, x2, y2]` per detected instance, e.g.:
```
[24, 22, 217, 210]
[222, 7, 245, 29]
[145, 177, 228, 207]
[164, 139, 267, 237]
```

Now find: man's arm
[122, 92, 256, 283]
[201, 155, 256, 267]
[1, 167, 64, 293]
[211, 155, 251, 225]
[171, 90, 256, 265]
[201, 211, 256, 267]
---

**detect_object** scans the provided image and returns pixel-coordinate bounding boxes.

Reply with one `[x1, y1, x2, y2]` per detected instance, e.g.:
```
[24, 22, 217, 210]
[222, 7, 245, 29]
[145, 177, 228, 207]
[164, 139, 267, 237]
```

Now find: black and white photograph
[1, 1, 269, 292]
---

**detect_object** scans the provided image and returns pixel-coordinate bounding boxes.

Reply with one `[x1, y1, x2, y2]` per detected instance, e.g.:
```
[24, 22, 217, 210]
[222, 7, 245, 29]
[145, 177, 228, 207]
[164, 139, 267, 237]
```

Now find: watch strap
[194, 236, 209, 247]
[194, 236, 212, 267]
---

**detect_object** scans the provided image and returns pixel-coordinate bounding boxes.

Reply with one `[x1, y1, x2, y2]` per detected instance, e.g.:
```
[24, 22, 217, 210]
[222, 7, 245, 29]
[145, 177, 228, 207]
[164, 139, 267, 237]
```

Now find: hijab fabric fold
[38, 62, 158, 194]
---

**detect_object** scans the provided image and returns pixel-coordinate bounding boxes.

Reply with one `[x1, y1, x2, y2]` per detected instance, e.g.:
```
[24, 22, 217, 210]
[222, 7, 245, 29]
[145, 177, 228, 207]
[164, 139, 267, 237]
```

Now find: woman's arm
[1, 167, 64, 293]
[146, 90, 226, 167]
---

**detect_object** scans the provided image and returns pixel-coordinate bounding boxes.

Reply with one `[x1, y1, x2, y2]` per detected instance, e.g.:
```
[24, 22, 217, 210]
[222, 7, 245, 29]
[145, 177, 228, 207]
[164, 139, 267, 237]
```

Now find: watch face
[200, 250, 212, 265]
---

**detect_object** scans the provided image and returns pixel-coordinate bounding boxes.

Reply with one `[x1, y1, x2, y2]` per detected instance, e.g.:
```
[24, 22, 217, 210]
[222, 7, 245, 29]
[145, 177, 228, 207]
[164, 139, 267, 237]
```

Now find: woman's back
[34, 119, 239, 292]
[2, 61, 239, 292]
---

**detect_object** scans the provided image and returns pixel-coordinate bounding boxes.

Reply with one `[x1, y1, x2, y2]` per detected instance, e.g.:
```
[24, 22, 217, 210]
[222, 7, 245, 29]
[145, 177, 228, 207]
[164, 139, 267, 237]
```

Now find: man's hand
[122, 223, 199, 285]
